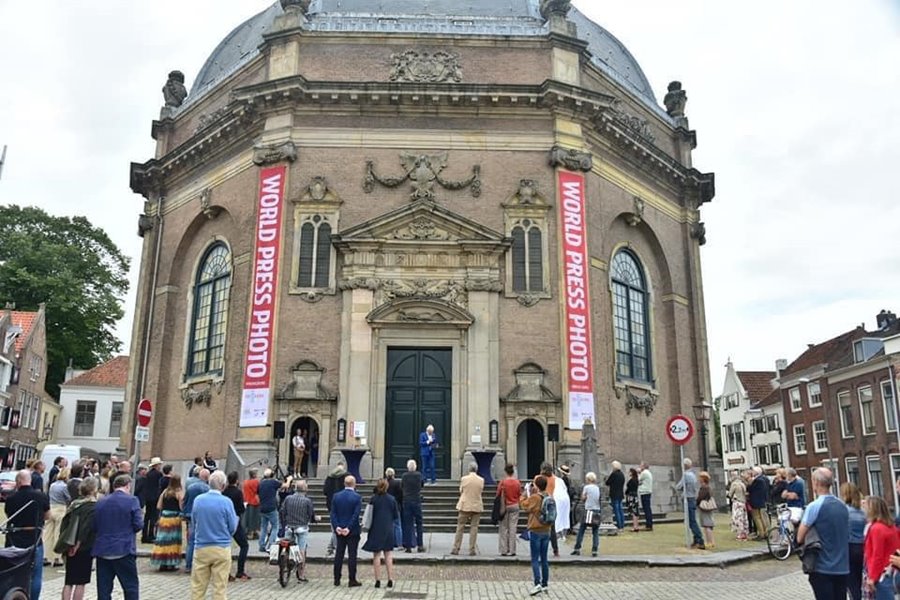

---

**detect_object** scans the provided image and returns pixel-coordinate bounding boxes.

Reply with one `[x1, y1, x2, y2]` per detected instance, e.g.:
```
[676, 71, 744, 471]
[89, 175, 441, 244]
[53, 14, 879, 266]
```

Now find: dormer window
[854, 338, 884, 363]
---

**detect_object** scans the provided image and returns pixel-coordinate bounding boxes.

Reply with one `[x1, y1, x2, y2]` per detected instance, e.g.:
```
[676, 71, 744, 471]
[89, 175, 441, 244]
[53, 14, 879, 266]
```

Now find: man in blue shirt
[183, 468, 210, 573]
[675, 458, 704, 549]
[93, 475, 143, 600]
[190, 471, 238, 600]
[257, 468, 282, 553]
[784, 468, 806, 508]
[331, 475, 362, 588]
[797, 467, 848, 600]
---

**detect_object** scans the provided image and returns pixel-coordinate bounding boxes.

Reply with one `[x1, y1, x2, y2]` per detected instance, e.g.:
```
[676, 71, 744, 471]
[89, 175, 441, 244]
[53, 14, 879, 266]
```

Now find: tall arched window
[611, 249, 650, 382]
[298, 215, 332, 288]
[188, 243, 231, 376]
[510, 219, 543, 292]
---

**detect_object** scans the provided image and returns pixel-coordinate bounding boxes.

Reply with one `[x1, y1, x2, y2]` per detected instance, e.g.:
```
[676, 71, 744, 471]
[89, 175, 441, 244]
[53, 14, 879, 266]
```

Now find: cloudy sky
[1, 1, 898, 394]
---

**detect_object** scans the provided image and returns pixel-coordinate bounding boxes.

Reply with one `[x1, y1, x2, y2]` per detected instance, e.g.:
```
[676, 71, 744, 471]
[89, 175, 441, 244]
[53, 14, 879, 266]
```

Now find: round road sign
[666, 414, 694, 446]
[137, 399, 153, 427]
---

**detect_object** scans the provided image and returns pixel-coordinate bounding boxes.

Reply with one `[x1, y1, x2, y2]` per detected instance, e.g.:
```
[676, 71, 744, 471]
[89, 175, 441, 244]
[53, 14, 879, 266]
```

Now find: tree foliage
[0, 205, 130, 398]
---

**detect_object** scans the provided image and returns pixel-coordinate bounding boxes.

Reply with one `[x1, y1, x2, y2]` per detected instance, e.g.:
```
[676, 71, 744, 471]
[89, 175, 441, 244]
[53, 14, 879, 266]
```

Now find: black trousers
[848, 543, 863, 600]
[233, 523, 249, 576]
[808, 572, 848, 600]
[550, 524, 558, 555]
[333, 532, 359, 584]
[142, 503, 159, 541]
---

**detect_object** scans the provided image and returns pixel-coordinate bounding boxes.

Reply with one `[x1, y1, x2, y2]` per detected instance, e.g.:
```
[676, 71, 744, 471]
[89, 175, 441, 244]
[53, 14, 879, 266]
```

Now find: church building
[127, 0, 716, 509]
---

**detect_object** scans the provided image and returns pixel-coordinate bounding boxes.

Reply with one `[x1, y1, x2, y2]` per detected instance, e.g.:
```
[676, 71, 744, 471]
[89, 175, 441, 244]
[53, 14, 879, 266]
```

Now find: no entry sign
[137, 399, 153, 427]
[666, 414, 694, 446]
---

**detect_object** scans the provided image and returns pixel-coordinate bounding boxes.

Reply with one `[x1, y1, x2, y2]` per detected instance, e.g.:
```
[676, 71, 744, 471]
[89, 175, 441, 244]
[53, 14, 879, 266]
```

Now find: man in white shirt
[292, 429, 306, 476]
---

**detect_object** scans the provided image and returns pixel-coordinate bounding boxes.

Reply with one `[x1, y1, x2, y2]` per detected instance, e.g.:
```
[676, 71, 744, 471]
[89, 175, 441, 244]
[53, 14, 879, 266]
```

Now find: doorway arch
[289, 416, 320, 478]
[516, 419, 545, 480]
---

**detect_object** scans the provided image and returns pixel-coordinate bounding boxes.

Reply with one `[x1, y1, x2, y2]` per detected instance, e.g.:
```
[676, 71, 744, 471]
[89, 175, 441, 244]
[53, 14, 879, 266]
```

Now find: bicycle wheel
[278, 546, 290, 588]
[766, 525, 791, 560]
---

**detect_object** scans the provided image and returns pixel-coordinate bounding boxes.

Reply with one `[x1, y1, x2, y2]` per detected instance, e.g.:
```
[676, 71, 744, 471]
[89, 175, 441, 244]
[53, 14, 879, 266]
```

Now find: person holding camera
[571, 471, 601, 557]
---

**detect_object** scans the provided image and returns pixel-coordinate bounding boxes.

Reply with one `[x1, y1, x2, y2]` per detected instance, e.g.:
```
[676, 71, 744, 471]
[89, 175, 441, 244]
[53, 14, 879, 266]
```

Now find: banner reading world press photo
[240, 165, 286, 428]
[558, 170, 597, 430]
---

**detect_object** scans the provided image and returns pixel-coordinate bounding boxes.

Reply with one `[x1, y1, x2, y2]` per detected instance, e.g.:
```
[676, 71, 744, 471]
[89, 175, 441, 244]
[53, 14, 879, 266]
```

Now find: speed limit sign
[666, 414, 694, 446]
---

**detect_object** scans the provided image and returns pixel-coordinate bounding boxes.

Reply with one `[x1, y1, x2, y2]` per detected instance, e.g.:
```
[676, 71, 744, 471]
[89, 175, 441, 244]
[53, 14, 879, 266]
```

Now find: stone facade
[127, 1, 715, 511]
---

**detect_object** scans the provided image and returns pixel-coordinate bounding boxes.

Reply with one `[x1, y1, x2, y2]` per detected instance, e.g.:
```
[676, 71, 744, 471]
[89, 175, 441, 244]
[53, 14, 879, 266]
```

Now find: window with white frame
[859, 386, 876, 436]
[845, 457, 859, 486]
[725, 423, 745, 452]
[812, 420, 828, 453]
[807, 382, 822, 407]
[109, 402, 123, 438]
[750, 418, 765, 435]
[891, 455, 900, 505]
[793, 424, 807, 454]
[882, 380, 897, 433]
[724, 392, 740, 410]
[867, 455, 884, 497]
[839, 391, 854, 438]
[755, 445, 770, 465]
[29, 393, 38, 431]
[0, 357, 11, 395]
[769, 443, 782, 465]
[74, 401, 96, 437]
[789, 387, 802, 412]
[766, 414, 779, 432]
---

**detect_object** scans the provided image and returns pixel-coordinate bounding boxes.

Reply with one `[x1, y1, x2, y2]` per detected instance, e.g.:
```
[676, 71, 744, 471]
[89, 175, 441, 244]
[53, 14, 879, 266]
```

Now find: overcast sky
[1, 1, 898, 395]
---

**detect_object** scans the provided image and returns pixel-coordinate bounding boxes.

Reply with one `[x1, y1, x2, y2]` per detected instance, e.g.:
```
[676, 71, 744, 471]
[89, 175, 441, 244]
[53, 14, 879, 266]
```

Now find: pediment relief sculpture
[277, 360, 336, 401]
[367, 299, 474, 329]
[364, 151, 481, 201]
[389, 216, 452, 241]
[389, 50, 462, 84]
[379, 278, 467, 309]
[503, 362, 559, 403]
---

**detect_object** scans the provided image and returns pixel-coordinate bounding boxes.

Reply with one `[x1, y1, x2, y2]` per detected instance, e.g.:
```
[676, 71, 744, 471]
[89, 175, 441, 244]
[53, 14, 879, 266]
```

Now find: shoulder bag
[699, 496, 717, 512]
[361, 502, 374, 532]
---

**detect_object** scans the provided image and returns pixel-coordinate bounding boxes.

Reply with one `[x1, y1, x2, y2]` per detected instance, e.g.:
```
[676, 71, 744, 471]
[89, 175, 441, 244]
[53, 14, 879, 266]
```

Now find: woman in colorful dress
[727, 470, 748, 540]
[150, 473, 185, 571]
[625, 468, 640, 532]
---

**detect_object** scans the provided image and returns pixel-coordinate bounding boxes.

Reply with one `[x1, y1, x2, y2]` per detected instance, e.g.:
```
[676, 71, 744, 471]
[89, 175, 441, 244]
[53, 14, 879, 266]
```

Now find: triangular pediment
[333, 199, 506, 245]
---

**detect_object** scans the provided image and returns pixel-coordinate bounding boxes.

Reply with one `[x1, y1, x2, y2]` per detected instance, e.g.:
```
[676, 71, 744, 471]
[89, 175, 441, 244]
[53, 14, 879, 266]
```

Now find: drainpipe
[889, 363, 900, 517]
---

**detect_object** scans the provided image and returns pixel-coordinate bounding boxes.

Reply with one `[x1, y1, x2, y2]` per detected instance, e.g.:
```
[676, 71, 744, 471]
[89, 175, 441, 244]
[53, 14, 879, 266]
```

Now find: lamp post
[693, 398, 713, 472]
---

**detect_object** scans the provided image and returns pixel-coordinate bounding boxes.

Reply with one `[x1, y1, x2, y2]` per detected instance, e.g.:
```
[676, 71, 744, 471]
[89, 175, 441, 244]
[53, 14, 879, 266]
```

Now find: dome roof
[189, 0, 660, 114]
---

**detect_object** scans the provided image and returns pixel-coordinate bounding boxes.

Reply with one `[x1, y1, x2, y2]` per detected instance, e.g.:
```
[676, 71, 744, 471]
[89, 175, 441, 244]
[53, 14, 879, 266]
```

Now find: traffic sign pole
[132, 399, 153, 496]
[666, 414, 695, 549]
[681, 445, 690, 549]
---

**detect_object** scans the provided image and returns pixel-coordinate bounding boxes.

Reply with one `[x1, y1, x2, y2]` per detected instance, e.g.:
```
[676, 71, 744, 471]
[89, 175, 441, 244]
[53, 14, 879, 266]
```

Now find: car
[0, 471, 17, 502]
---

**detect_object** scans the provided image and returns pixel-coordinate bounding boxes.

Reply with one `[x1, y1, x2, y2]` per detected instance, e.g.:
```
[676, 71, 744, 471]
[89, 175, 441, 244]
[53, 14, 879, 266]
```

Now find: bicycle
[276, 525, 306, 588]
[766, 504, 797, 560]
[0, 524, 42, 600]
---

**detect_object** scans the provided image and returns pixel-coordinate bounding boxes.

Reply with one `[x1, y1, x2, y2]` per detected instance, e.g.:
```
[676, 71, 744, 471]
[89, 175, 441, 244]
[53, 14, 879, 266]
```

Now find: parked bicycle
[0, 522, 43, 600]
[276, 525, 306, 588]
[766, 503, 798, 560]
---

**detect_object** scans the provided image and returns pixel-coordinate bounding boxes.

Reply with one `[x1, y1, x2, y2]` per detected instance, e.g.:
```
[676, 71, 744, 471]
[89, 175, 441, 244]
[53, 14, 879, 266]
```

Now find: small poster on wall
[351, 421, 366, 438]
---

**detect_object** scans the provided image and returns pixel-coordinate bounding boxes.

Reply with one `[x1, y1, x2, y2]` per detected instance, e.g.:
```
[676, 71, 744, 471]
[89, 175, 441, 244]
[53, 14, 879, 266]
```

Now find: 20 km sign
[137, 399, 153, 427]
[666, 414, 694, 446]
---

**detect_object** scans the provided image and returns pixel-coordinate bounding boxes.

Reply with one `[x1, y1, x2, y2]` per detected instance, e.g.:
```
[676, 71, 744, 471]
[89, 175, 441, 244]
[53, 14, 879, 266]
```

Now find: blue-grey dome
[188, 0, 659, 112]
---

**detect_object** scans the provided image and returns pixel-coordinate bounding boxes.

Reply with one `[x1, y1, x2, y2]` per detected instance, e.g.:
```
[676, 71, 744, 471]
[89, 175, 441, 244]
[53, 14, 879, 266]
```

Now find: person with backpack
[520, 475, 555, 596]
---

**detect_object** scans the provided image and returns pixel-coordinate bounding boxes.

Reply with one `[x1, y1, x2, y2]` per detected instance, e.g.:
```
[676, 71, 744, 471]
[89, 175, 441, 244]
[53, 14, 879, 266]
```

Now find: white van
[39, 444, 99, 470]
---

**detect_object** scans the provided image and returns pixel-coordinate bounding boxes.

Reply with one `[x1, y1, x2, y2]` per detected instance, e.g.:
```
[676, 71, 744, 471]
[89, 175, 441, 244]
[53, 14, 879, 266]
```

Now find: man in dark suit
[141, 457, 163, 543]
[419, 424, 438, 485]
[330, 474, 362, 588]
[93, 474, 143, 600]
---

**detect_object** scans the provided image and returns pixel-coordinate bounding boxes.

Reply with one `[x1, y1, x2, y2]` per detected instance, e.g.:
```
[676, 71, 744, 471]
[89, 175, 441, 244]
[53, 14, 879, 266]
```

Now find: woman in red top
[863, 496, 900, 600]
[242, 468, 261, 540]
[497, 464, 522, 556]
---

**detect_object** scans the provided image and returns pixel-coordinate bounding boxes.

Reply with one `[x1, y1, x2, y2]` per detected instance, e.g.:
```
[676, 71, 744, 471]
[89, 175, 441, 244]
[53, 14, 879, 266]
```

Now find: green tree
[0, 205, 130, 398]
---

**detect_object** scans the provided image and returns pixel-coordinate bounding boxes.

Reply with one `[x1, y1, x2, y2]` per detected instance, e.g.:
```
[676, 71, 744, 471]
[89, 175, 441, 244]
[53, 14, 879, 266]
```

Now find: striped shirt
[280, 492, 316, 529]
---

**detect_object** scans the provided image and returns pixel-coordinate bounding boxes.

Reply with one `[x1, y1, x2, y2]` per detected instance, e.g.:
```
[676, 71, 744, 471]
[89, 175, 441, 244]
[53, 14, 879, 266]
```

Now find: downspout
[889, 362, 900, 516]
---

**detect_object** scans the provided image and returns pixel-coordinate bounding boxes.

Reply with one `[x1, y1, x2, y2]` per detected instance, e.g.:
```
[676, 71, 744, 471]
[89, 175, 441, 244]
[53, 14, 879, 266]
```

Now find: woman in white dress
[553, 470, 571, 540]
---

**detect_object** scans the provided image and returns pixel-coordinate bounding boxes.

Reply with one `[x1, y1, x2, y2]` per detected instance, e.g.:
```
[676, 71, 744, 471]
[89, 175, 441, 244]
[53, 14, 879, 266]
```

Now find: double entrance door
[385, 348, 452, 479]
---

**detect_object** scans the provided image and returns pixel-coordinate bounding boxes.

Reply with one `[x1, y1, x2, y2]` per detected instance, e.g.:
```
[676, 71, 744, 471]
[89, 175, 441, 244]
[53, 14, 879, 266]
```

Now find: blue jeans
[185, 518, 195, 569]
[686, 498, 704, 545]
[30, 541, 43, 600]
[259, 509, 280, 552]
[96, 554, 139, 600]
[574, 521, 599, 554]
[402, 500, 424, 548]
[874, 575, 893, 600]
[640, 494, 653, 528]
[422, 453, 436, 483]
[611, 498, 625, 529]
[529, 531, 550, 587]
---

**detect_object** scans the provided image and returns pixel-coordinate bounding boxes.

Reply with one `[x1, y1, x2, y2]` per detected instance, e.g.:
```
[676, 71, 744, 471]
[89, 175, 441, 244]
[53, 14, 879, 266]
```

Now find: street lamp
[693, 398, 713, 471]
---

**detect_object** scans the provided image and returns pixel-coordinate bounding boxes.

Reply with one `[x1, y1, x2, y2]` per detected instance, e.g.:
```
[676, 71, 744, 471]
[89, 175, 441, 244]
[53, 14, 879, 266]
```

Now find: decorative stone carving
[366, 299, 474, 328]
[504, 363, 559, 403]
[397, 309, 449, 322]
[389, 217, 451, 241]
[389, 50, 462, 83]
[615, 383, 660, 416]
[539, 0, 573, 20]
[162, 70, 187, 108]
[548, 145, 593, 172]
[505, 179, 550, 207]
[380, 278, 467, 309]
[609, 102, 656, 144]
[364, 152, 481, 201]
[252, 141, 298, 166]
[296, 176, 341, 205]
[690, 221, 707, 246]
[181, 383, 214, 409]
[278, 360, 336, 401]
[297, 291, 325, 303]
[515, 294, 542, 308]
[465, 278, 503, 293]
[194, 106, 230, 134]
[280, 0, 311, 13]
[664, 81, 687, 118]
[198, 188, 221, 220]
[137, 214, 154, 238]
[338, 277, 381, 291]
[627, 196, 644, 227]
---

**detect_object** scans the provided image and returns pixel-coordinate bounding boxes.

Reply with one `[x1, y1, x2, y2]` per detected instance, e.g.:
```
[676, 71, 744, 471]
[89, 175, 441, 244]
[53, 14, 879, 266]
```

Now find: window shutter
[298, 222, 315, 287]
[511, 227, 526, 291]
[314, 222, 332, 288]
[527, 227, 543, 292]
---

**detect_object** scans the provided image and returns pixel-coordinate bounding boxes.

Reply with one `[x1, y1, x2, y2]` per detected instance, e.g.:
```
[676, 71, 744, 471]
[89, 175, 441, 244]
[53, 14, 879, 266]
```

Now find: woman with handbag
[863, 496, 900, 600]
[697, 471, 717, 549]
[56, 477, 99, 600]
[362, 478, 400, 589]
[497, 464, 522, 556]
[727, 470, 749, 541]
[570, 472, 601, 556]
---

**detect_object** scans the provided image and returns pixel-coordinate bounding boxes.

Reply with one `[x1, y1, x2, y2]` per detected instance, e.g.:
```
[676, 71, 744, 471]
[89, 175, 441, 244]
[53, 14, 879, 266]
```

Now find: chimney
[64, 358, 74, 383]
[775, 358, 788, 378]
[877, 309, 897, 331]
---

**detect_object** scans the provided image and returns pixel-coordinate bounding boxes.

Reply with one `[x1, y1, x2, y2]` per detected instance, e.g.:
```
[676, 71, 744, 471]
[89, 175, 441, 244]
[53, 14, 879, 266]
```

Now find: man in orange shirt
[241, 468, 261, 540]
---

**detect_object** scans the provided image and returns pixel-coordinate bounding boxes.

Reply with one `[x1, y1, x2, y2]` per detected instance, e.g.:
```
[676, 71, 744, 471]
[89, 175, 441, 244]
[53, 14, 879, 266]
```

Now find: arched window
[188, 243, 231, 376]
[611, 249, 650, 382]
[510, 219, 543, 292]
[298, 215, 332, 288]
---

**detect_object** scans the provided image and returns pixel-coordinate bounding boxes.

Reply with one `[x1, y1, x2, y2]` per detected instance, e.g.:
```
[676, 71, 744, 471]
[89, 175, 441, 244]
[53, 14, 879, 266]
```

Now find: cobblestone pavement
[40, 556, 814, 599]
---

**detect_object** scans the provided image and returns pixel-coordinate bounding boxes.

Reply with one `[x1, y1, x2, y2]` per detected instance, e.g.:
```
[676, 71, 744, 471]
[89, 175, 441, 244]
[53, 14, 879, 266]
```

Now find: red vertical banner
[240, 165, 287, 427]
[558, 170, 596, 429]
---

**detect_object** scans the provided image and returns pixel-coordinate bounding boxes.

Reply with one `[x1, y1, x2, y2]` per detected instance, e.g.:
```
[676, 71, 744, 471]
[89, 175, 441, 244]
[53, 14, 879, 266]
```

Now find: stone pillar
[339, 288, 374, 433]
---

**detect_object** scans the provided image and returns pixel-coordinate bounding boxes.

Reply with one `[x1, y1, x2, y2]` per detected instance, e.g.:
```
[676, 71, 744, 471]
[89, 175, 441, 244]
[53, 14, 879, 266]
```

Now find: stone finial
[664, 81, 687, 118]
[280, 0, 311, 13]
[540, 0, 573, 21]
[162, 70, 188, 108]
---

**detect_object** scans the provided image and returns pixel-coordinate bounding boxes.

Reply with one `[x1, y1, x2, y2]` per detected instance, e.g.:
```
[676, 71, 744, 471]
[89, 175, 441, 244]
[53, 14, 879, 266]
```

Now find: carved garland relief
[389, 50, 462, 83]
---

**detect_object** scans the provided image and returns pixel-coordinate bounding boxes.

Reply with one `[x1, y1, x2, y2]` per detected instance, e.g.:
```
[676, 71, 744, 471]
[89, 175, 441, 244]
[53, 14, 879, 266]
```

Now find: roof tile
[63, 356, 130, 388]
[782, 327, 866, 376]
[9, 311, 38, 354]
[737, 371, 776, 404]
